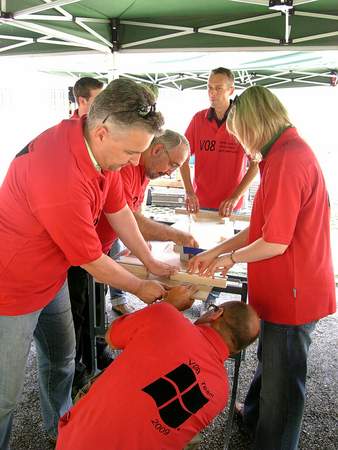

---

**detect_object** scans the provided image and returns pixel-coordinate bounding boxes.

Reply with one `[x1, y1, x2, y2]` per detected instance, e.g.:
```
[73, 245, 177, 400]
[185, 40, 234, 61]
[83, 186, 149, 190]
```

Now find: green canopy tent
[0, 0, 338, 54]
[0, 0, 337, 86]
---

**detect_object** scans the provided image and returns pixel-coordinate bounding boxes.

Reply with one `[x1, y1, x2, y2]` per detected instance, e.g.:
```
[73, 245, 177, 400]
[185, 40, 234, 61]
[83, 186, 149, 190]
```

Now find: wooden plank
[170, 270, 227, 288]
[157, 277, 212, 301]
[229, 213, 251, 222]
[149, 178, 183, 188]
[175, 207, 250, 222]
[175, 208, 225, 223]
[119, 262, 212, 301]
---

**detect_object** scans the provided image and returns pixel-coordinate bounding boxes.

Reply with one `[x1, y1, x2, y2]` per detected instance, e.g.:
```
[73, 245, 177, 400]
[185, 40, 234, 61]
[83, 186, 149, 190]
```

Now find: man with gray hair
[96, 129, 199, 315]
[0, 78, 175, 448]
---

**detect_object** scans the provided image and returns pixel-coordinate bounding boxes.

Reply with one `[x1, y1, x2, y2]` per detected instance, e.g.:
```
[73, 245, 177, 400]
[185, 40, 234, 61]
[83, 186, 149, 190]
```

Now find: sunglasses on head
[102, 103, 157, 124]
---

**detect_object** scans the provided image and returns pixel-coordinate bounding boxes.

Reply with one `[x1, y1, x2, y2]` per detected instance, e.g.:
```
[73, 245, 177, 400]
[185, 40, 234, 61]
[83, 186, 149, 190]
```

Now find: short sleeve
[103, 172, 127, 214]
[261, 152, 303, 245]
[185, 115, 196, 156]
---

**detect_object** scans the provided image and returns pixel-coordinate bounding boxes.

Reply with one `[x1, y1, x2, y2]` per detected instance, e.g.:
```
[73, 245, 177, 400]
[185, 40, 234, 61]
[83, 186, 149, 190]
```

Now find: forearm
[230, 237, 287, 263]
[231, 161, 259, 200]
[180, 159, 194, 193]
[81, 254, 141, 294]
[212, 227, 250, 256]
[105, 206, 153, 265]
[134, 212, 175, 241]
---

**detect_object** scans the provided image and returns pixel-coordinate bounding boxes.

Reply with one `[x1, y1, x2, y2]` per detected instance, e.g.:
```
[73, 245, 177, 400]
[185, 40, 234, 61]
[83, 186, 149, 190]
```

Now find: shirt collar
[260, 125, 294, 159]
[197, 324, 229, 361]
[206, 101, 233, 127]
[84, 137, 101, 172]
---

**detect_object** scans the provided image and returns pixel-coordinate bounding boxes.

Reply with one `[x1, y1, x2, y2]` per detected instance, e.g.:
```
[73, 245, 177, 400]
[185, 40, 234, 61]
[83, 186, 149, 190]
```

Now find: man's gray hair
[87, 78, 164, 135]
[152, 129, 189, 152]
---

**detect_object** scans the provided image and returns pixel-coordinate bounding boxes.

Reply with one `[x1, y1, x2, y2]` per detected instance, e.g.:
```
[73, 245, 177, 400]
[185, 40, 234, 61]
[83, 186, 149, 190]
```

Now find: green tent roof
[1, 1, 337, 89]
[0, 0, 337, 56]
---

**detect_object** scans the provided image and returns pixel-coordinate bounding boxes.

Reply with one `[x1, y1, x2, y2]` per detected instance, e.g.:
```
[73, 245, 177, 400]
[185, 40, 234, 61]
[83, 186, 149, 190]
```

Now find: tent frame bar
[14, 0, 80, 18]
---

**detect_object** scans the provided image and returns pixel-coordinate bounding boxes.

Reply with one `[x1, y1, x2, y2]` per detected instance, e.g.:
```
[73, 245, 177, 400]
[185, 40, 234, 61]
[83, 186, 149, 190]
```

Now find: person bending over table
[188, 85, 336, 450]
[98, 129, 198, 316]
[0, 78, 175, 448]
[69, 129, 198, 393]
[56, 285, 260, 450]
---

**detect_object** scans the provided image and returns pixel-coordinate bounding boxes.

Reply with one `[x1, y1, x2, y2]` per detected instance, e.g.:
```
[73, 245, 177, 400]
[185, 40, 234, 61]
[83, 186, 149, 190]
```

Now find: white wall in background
[0, 71, 69, 181]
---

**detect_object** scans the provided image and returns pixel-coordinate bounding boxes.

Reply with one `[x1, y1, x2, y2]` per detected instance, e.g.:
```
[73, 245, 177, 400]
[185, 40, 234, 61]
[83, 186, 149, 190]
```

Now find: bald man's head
[195, 301, 260, 355]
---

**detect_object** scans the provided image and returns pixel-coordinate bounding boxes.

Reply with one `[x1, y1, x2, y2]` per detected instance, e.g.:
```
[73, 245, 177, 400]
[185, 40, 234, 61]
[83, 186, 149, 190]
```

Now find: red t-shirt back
[56, 303, 229, 450]
[248, 128, 336, 324]
[0, 118, 118, 315]
[185, 109, 247, 209]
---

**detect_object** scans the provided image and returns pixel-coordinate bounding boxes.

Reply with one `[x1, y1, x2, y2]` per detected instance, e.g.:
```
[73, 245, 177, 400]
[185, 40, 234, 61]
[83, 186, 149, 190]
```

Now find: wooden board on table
[119, 261, 212, 301]
[172, 217, 233, 252]
[170, 270, 227, 288]
[175, 207, 251, 222]
[149, 178, 183, 188]
[175, 207, 225, 223]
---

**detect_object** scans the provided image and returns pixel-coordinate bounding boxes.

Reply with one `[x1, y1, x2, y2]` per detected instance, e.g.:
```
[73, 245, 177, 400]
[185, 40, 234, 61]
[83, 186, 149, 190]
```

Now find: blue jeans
[243, 320, 317, 450]
[0, 282, 75, 449]
[109, 239, 127, 307]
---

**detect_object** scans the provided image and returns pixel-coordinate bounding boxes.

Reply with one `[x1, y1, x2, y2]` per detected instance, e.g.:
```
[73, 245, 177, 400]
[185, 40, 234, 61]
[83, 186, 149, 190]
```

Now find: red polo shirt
[185, 108, 247, 209]
[70, 109, 80, 119]
[56, 303, 229, 450]
[0, 118, 116, 315]
[97, 164, 149, 253]
[248, 127, 336, 324]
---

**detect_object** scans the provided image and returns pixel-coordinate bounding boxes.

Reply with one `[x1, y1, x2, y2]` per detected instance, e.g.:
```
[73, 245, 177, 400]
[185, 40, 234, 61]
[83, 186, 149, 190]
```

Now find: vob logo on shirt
[142, 363, 209, 428]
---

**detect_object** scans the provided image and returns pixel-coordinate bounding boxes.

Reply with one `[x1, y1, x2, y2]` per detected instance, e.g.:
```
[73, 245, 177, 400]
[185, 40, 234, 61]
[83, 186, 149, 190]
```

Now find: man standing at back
[180, 67, 258, 217]
[71, 77, 104, 119]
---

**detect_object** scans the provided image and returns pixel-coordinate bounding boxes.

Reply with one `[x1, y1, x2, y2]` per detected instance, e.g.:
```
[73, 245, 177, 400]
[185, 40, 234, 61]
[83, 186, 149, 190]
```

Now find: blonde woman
[188, 86, 336, 450]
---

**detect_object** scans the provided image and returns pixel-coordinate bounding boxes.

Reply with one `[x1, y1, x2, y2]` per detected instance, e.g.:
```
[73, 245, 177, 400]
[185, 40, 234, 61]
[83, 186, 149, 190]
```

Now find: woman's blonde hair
[227, 86, 292, 155]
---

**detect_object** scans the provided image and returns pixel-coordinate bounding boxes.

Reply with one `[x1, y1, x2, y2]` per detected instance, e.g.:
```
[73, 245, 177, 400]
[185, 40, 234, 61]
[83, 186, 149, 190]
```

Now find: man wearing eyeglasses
[180, 67, 258, 217]
[0, 78, 176, 448]
[97, 129, 199, 316]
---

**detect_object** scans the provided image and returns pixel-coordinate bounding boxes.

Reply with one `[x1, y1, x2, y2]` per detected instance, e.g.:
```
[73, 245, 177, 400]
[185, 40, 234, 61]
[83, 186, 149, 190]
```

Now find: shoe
[184, 432, 202, 450]
[234, 402, 255, 440]
[112, 304, 135, 316]
[234, 401, 244, 421]
[48, 435, 57, 445]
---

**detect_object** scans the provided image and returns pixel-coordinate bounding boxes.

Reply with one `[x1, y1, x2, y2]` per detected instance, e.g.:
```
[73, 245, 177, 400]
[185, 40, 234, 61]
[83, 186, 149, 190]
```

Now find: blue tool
[182, 246, 205, 256]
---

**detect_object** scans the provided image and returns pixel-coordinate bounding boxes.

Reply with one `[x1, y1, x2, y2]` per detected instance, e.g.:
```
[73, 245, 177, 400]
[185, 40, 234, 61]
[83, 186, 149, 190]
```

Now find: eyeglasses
[102, 103, 157, 124]
[207, 303, 220, 313]
[164, 148, 180, 171]
[227, 95, 239, 116]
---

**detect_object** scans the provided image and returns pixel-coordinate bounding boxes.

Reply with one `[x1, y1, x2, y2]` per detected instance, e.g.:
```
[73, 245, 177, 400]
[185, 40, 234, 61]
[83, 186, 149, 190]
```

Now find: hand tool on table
[180, 245, 205, 261]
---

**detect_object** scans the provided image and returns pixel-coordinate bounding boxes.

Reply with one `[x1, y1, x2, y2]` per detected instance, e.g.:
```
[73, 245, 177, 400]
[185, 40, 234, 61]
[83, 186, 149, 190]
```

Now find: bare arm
[219, 160, 259, 217]
[180, 158, 199, 213]
[201, 238, 288, 277]
[134, 211, 198, 247]
[81, 254, 166, 303]
[188, 227, 249, 273]
[105, 205, 176, 276]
